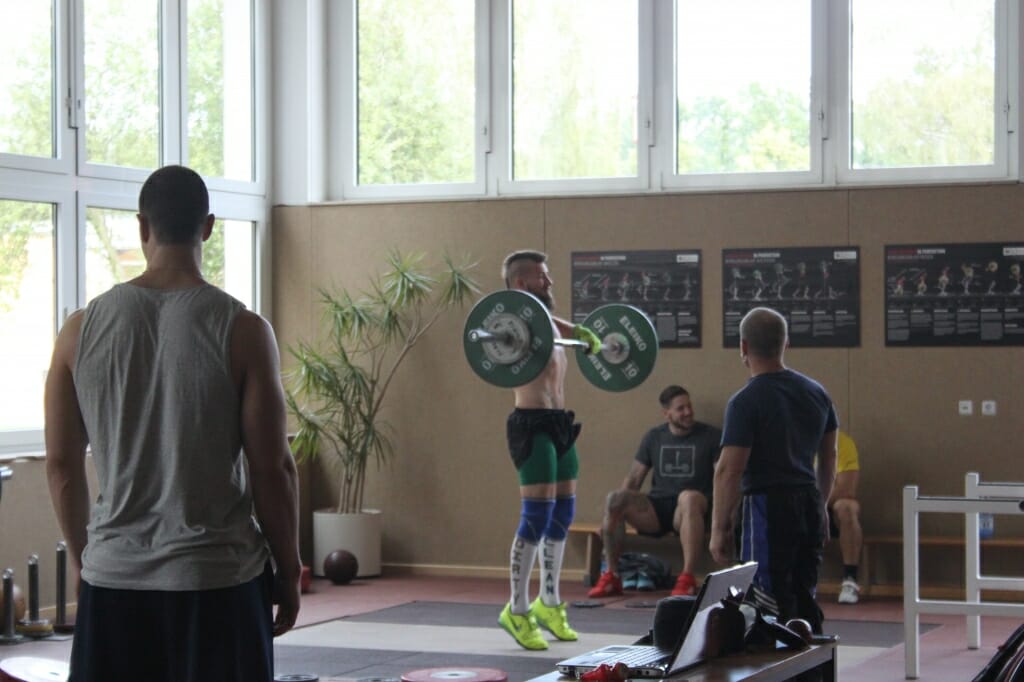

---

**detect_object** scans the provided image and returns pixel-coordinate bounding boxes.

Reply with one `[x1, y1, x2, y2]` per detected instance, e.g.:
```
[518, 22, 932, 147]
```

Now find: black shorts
[69, 563, 274, 682]
[639, 492, 711, 538]
[506, 408, 581, 470]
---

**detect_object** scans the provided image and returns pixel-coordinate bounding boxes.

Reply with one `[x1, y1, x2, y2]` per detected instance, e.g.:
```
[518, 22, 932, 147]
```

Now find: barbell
[462, 290, 658, 392]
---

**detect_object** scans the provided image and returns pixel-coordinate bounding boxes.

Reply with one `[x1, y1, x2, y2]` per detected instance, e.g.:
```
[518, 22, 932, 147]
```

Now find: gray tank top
[74, 283, 268, 590]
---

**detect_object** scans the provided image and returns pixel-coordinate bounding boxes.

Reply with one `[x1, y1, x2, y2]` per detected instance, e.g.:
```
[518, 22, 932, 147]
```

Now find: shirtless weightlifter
[497, 250, 602, 651]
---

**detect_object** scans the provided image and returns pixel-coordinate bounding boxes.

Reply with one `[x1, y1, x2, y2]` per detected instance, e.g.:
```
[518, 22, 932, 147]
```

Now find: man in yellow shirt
[830, 431, 863, 603]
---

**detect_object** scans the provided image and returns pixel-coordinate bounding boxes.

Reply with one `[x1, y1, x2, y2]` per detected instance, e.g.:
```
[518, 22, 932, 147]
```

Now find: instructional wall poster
[722, 247, 861, 348]
[885, 243, 1024, 346]
[571, 250, 702, 347]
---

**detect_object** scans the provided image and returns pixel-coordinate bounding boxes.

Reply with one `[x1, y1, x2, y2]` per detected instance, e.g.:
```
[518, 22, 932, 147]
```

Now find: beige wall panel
[0, 458, 97, 615]
[271, 206, 316, 561]
[848, 184, 1024, 545]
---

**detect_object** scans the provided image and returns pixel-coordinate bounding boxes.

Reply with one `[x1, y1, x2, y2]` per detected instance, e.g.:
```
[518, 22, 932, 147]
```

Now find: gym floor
[4, 573, 1020, 681]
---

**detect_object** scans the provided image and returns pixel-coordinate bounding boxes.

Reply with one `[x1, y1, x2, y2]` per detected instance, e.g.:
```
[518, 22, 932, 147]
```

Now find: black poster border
[884, 242, 1024, 347]
[722, 246, 861, 349]
[570, 250, 703, 348]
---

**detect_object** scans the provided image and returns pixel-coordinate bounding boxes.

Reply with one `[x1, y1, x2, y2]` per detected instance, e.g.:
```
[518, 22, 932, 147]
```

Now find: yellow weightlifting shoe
[499, 603, 548, 650]
[530, 597, 578, 641]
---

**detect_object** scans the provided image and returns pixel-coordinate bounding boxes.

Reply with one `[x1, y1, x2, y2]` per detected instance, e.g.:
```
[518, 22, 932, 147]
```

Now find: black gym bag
[973, 623, 1024, 682]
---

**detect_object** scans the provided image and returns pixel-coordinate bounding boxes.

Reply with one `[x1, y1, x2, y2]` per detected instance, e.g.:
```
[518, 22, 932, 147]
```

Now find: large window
[0, 0, 267, 454]
[355, 0, 476, 186]
[511, 0, 638, 181]
[83, 0, 161, 170]
[676, 0, 812, 176]
[322, 0, 1017, 200]
[0, 2, 55, 159]
[188, 0, 255, 181]
[0, 200, 54, 442]
[849, 0, 996, 170]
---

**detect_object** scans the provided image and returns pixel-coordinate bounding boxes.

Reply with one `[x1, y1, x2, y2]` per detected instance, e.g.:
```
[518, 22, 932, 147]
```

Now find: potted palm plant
[286, 251, 478, 577]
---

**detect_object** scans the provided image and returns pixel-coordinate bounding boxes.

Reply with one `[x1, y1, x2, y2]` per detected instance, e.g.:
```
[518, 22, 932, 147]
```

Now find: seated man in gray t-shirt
[588, 385, 722, 598]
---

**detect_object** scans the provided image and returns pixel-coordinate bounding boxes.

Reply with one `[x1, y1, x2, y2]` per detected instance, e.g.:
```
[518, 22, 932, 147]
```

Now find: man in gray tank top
[45, 165, 301, 682]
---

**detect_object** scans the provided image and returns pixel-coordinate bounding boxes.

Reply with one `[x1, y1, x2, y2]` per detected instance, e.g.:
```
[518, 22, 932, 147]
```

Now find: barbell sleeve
[467, 328, 623, 354]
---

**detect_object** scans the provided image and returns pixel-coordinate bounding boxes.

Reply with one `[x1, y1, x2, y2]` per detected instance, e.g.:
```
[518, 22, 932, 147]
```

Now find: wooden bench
[860, 534, 1024, 596]
[570, 522, 680, 586]
[568, 522, 635, 586]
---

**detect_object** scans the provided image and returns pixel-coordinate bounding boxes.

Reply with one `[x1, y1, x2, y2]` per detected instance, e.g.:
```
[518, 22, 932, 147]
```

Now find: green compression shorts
[517, 433, 579, 486]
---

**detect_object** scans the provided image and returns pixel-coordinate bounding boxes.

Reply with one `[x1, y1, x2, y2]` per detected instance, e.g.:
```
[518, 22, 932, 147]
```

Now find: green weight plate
[463, 290, 554, 388]
[576, 304, 658, 392]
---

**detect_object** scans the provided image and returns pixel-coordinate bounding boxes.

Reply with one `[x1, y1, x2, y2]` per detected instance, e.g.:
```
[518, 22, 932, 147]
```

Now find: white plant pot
[312, 508, 382, 578]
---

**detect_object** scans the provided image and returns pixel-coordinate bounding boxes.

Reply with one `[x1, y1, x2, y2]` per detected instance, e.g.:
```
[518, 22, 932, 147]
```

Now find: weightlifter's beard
[530, 287, 554, 310]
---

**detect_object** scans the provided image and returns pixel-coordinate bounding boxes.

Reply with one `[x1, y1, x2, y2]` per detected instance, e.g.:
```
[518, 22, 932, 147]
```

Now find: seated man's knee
[831, 497, 860, 523]
[606, 489, 632, 514]
[677, 489, 708, 516]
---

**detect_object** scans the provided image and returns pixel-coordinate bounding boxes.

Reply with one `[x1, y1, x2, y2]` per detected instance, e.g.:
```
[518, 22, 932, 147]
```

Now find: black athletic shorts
[69, 563, 274, 682]
[506, 408, 581, 470]
[638, 492, 711, 538]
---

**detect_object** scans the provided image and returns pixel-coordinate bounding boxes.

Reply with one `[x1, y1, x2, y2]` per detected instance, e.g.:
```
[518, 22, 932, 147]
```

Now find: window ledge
[0, 450, 46, 463]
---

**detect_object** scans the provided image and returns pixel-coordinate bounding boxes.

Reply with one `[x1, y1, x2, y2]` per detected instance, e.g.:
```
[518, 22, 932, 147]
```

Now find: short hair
[659, 384, 689, 408]
[740, 307, 788, 359]
[138, 165, 210, 245]
[502, 250, 547, 288]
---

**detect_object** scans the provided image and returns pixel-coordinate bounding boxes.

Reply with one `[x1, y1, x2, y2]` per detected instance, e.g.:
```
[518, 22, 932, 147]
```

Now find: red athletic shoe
[587, 570, 624, 598]
[671, 572, 697, 596]
[580, 662, 630, 682]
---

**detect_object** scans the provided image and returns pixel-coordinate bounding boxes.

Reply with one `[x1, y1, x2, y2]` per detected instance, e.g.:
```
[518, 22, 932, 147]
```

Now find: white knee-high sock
[539, 536, 566, 606]
[510, 536, 539, 614]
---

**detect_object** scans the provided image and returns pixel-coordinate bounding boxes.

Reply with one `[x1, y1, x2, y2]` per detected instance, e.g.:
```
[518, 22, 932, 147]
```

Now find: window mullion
[637, 0, 654, 190]
[165, 0, 183, 165]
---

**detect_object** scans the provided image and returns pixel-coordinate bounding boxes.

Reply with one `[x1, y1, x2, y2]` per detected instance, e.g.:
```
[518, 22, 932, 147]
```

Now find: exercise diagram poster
[722, 247, 861, 348]
[885, 243, 1024, 346]
[571, 250, 702, 347]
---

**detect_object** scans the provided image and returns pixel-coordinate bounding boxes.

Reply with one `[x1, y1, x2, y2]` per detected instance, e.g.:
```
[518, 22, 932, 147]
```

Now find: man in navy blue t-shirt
[710, 307, 837, 633]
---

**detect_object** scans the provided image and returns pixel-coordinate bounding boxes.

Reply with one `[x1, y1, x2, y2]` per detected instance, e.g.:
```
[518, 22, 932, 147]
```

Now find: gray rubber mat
[273, 645, 558, 682]
[336, 600, 939, 647]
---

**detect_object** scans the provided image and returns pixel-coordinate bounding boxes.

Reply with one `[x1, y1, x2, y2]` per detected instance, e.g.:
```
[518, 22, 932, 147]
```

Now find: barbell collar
[467, 328, 509, 344]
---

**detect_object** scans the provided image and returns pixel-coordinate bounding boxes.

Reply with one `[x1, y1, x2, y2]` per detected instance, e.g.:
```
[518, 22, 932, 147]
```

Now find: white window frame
[491, 0, 651, 197]
[0, 181, 75, 455]
[75, 0, 269, 196]
[73, 0, 170, 183]
[0, 0, 270, 456]
[834, 0, 1015, 186]
[182, 0, 269, 197]
[330, 0, 490, 200]
[658, 0, 825, 192]
[0, 0, 75, 176]
[208, 193, 267, 313]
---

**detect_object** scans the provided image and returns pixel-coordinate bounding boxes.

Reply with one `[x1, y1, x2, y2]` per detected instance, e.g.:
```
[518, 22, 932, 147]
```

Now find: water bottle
[978, 512, 995, 540]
